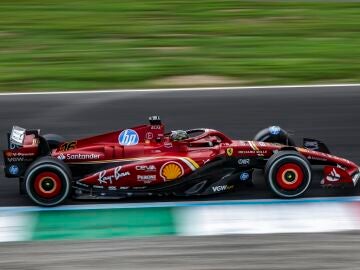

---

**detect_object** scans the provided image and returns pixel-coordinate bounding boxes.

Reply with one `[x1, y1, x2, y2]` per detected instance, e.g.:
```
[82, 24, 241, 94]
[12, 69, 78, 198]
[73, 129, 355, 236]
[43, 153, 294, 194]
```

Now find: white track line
[0, 83, 360, 96]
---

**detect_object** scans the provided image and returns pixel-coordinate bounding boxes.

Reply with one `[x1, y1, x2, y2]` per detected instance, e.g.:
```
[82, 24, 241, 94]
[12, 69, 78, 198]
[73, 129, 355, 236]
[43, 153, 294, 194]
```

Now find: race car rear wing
[4, 126, 43, 178]
[8, 126, 40, 149]
[9, 126, 26, 147]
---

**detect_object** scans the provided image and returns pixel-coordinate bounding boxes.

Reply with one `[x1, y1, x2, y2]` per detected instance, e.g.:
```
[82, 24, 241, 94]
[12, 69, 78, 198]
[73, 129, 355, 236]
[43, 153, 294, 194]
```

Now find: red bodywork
[4, 122, 360, 192]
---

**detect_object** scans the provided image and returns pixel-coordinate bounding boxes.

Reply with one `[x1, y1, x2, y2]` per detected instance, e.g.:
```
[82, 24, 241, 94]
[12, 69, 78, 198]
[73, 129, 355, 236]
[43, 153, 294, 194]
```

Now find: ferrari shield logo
[226, 148, 233, 156]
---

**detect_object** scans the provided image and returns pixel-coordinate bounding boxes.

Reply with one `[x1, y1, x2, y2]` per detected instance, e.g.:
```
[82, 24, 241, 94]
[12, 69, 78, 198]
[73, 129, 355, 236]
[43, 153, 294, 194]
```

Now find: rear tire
[24, 157, 71, 206]
[265, 151, 312, 198]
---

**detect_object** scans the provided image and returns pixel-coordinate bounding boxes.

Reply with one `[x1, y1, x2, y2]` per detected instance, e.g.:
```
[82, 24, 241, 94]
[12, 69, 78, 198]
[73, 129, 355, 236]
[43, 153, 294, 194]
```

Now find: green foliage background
[1, 1, 360, 91]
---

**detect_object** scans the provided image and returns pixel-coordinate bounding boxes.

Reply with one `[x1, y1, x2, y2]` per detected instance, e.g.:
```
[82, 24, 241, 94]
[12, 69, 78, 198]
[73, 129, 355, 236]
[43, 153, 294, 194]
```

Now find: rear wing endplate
[10, 126, 26, 146]
[8, 126, 40, 149]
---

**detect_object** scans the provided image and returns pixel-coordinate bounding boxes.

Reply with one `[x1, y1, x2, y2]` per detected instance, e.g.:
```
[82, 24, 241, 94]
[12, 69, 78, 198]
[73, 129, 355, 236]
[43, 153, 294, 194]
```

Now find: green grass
[1, 0, 360, 91]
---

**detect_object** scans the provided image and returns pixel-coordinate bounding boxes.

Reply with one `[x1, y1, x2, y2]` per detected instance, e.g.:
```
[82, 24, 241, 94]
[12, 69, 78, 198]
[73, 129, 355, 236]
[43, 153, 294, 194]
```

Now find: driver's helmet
[170, 130, 189, 141]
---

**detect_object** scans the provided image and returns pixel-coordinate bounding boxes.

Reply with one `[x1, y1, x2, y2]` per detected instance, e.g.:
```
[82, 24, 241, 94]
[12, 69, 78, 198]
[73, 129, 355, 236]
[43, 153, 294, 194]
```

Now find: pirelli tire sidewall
[24, 157, 72, 206]
[265, 151, 312, 198]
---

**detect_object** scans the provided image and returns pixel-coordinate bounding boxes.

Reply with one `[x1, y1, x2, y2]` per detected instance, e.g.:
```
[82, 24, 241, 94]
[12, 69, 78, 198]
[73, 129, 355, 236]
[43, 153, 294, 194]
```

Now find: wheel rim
[276, 163, 304, 190]
[34, 172, 62, 199]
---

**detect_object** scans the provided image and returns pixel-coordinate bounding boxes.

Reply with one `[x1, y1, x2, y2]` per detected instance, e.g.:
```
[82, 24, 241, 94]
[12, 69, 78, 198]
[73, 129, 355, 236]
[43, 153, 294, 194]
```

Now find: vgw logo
[118, 129, 139, 146]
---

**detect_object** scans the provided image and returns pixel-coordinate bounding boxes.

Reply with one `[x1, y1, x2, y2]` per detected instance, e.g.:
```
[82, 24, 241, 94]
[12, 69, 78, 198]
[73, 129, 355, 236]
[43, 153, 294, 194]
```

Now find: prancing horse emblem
[226, 148, 233, 156]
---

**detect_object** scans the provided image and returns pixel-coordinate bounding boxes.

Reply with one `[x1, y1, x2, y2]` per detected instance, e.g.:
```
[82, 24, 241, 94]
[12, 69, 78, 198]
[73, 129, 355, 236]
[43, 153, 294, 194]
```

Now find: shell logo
[160, 162, 184, 181]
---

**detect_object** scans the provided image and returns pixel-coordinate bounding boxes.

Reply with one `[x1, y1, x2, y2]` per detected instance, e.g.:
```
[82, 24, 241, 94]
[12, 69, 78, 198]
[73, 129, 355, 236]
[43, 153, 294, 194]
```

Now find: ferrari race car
[3, 116, 360, 206]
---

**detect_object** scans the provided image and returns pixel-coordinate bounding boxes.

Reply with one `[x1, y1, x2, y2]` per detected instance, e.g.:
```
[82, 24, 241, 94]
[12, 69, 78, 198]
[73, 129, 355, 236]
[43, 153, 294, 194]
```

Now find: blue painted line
[1, 196, 360, 213]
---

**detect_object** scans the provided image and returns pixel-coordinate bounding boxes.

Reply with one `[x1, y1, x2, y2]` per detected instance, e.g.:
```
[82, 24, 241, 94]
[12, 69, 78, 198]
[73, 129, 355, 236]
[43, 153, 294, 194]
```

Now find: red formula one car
[3, 116, 360, 206]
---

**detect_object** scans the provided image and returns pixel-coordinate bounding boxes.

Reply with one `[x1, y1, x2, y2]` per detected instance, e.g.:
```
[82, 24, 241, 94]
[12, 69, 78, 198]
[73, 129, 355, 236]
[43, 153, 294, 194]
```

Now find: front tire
[24, 157, 71, 206]
[265, 151, 312, 198]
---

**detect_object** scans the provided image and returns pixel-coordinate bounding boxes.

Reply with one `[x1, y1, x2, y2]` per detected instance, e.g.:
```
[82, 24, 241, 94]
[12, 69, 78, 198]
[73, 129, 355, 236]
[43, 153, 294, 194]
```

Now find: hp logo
[119, 129, 139, 146]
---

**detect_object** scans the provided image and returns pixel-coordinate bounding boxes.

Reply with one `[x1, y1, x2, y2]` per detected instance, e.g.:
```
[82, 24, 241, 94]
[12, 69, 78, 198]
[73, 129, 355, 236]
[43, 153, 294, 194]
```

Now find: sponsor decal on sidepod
[97, 166, 130, 184]
[118, 129, 139, 146]
[135, 165, 156, 172]
[160, 162, 184, 181]
[137, 175, 157, 183]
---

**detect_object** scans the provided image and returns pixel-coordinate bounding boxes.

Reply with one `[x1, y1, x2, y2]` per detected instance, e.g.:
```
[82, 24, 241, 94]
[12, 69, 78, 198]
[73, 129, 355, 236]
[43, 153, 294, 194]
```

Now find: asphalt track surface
[1, 233, 360, 270]
[0, 85, 360, 206]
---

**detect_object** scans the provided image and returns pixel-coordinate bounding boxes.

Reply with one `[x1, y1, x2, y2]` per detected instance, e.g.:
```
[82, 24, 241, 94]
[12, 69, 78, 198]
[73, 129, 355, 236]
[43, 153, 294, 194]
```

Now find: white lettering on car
[57, 153, 100, 160]
[135, 165, 156, 171]
[212, 185, 234, 192]
[97, 166, 130, 184]
[137, 175, 156, 182]
[238, 159, 250, 165]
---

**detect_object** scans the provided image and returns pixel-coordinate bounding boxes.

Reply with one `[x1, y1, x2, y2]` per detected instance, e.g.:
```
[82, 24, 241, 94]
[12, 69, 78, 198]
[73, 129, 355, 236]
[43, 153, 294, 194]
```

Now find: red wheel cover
[276, 163, 304, 190]
[33, 172, 62, 199]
